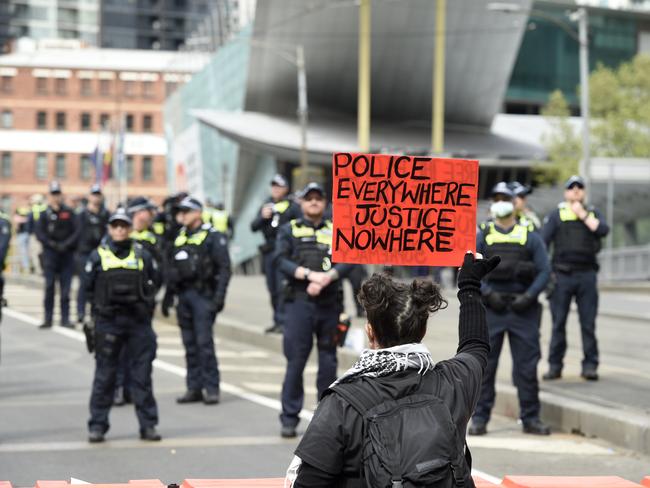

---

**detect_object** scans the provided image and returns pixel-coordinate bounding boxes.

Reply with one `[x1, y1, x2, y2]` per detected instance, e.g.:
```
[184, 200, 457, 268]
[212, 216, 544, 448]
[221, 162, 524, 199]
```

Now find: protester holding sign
[274, 182, 354, 439]
[469, 182, 551, 436]
[285, 252, 499, 487]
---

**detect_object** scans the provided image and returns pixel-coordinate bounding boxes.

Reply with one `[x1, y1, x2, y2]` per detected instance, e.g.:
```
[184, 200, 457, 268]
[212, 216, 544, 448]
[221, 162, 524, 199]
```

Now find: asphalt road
[1, 281, 649, 485]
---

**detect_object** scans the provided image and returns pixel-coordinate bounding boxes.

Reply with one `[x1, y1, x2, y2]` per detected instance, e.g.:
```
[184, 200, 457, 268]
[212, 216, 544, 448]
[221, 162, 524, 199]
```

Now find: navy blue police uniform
[542, 200, 609, 379]
[472, 220, 550, 431]
[75, 200, 110, 323]
[34, 189, 80, 328]
[169, 201, 231, 403]
[84, 223, 161, 441]
[275, 211, 353, 433]
[0, 211, 11, 322]
[251, 175, 302, 332]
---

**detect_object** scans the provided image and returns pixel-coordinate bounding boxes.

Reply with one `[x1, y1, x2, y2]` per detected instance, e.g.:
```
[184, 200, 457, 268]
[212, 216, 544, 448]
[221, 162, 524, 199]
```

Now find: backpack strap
[330, 381, 380, 417]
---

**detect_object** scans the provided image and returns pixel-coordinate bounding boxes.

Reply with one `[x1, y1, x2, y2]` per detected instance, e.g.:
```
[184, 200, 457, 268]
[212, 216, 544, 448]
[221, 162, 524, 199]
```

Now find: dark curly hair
[357, 273, 448, 348]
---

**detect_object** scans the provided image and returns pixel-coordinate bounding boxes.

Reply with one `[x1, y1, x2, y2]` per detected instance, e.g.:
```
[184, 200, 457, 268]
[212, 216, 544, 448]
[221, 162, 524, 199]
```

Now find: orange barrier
[474, 476, 501, 487]
[181, 481, 284, 487]
[640, 477, 650, 488]
[34, 481, 165, 488]
[501, 476, 644, 488]
[0, 483, 13, 488]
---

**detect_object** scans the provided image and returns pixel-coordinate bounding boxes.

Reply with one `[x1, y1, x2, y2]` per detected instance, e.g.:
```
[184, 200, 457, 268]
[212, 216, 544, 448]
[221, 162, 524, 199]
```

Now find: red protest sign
[332, 153, 478, 267]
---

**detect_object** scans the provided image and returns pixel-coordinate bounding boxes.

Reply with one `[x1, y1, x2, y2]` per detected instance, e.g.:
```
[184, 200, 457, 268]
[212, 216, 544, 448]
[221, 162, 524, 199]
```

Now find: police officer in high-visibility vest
[203, 200, 234, 240]
[509, 181, 541, 231]
[110, 196, 162, 407]
[251, 174, 301, 334]
[34, 181, 80, 329]
[84, 208, 161, 443]
[274, 182, 353, 438]
[0, 209, 11, 322]
[75, 184, 110, 325]
[168, 197, 231, 405]
[469, 182, 551, 436]
[542, 175, 609, 382]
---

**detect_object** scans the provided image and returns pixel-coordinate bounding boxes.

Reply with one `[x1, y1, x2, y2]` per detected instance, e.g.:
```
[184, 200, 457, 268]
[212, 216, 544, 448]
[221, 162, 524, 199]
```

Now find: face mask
[490, 201, 514, 219]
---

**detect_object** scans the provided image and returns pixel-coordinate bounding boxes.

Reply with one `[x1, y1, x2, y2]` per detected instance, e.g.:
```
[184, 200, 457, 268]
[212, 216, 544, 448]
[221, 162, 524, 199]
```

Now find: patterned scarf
[332, 342, 436, 387]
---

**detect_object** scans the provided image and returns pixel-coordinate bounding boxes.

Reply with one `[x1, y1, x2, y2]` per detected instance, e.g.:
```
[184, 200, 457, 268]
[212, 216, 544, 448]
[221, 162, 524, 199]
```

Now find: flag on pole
[102, 134, 113, 184]
[91, 145, 103, 185]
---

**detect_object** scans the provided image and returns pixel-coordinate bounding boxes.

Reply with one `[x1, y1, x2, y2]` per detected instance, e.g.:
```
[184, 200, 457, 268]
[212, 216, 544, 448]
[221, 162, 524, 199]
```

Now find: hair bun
[410, 279, 447, 313]
[358, 273, 393, 314]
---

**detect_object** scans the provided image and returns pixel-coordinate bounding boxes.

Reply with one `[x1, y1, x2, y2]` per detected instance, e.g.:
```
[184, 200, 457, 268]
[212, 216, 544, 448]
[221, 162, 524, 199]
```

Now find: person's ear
[365, 322, 375, 348]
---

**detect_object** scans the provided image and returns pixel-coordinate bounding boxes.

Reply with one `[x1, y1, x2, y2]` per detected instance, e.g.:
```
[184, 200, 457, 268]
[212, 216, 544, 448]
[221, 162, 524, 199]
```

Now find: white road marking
[157, 348, 270, 359]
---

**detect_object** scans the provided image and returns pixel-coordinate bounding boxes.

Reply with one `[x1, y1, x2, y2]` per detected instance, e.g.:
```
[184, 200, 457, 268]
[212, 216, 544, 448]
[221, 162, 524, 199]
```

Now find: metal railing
[599, 245, 650, 282]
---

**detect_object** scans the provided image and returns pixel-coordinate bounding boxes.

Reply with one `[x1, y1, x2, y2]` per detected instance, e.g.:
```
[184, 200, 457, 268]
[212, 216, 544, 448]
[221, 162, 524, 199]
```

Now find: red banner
[332, 153, 479, 267]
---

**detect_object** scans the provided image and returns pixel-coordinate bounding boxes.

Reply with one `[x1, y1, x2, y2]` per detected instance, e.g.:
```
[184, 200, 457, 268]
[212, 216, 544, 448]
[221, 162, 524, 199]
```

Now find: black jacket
[293, 288, 489, 487]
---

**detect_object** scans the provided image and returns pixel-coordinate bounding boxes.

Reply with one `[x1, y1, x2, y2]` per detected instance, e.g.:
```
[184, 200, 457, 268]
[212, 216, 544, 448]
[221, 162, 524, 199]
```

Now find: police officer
[34, 181, 80, 329]
[0, 209, 11, 322]
[542, 175, 610, 381]
[275, 182, 353, 438]
[156, 193, 186, 318]
[168, 197, 231, 405]
[203, 200, 234, 240]
[509, 181, 541, 231]
[469, 182, 551, 436]
[14, 200, 33, 274]
[84, 208, 161, 443]
[251, 175, 301, 334]
[75, 184, 110, 325]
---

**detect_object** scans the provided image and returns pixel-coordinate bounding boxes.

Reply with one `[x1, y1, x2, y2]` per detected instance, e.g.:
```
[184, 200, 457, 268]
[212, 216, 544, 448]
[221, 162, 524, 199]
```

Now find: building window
[142, 114, 153, 133]
[55, 154, 66, 179]
[35, 153, 48, 180]
[1, 110, 12, 128]
[126, 155, 134, 182]
[80, 78, 92, 96]
[36, 77, 48, 94]
[142, 156, 152, 181]
[1, 76, 12, 93]
[55, 112, 66, 130]
[100, 79, 111, 96]
[142, 81, 154, 98]
[99, 113, 110, 130]
[0, 195, 11, 214]
[1, 153, 11, 178]
[80, 155, 92, 180]
[123, 80, 135, 97]
[80, 112, 92, 131]
[55, 78, 67, 95]
[36, 111, 47, 130]
[125, 114, 134, 132]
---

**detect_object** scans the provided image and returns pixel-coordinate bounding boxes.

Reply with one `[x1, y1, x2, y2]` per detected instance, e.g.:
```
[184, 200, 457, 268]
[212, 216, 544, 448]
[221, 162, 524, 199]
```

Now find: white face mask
[490, 201, 514, 219]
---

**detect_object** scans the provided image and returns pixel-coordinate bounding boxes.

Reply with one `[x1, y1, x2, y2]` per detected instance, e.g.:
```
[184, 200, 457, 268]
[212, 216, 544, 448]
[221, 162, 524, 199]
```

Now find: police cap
[128, 196, 156, 214]
[490, 181, 514, 199]
[90, 184, 102, 195]
[271, 174, 288, 187]
[49, 181, 62, 194]
[177, 196, 203, 212]
[508, 181, 532, 197]
[299, 182, 326, 199]
[108, 208, 132, 226]
[565, 175, 585, 189]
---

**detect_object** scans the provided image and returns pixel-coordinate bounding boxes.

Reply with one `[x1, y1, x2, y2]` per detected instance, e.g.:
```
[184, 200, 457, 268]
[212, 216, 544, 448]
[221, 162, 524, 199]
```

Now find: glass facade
[506, 1, 640, 112]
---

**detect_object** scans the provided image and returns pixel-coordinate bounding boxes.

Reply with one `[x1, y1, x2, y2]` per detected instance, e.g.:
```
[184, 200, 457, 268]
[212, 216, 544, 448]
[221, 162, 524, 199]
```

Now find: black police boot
[522, 418, 551, 436]
[468, 420, 487, 436]
[203, 390, 220, 405]
[113, 386, 126, 406]
[280, 425, 297, 438]
[265, 323, 284, 334]
[140, 426, 162, 441]
[60, 321, 74, 329]
[39, 321, 52, 329]
[176, 390, 203, 404]
[88, 429, 105, 443]
[542, 369, 562, 381]
[581, 368, 599, 381]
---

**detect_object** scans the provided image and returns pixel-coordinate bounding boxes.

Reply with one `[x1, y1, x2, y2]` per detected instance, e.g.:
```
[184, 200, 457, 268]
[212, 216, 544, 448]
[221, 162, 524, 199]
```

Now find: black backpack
[330, 380, 473, 488]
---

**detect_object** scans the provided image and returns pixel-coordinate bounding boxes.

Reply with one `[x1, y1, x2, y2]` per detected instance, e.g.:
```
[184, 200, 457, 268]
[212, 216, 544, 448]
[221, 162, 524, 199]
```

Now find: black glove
[485, 291, 507, 312]
[83, 321, 95, 354]
[457, 252, 501, 291]
[209, 298, 224, 314]
[161, 290, 174, 318]
[511, 293, 536, 313]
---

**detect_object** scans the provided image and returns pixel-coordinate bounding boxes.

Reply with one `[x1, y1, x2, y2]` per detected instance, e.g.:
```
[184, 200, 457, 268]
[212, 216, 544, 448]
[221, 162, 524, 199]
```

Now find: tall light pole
[487, 3, 591, 192]
[432, 0, 446, 154]
[358, 0, 371, 152]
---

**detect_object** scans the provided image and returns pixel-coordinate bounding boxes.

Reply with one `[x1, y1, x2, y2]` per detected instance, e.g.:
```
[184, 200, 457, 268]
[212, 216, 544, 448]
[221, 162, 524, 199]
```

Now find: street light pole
[296, 44, 309, 188]
[358, 0, 371, 152]
[577, 7, 591, 194]
[432, 0, 446, 154]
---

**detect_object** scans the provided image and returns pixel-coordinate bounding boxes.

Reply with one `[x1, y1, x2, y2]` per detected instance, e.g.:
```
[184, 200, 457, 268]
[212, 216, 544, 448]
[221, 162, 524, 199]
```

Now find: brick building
[0, 38, 207, 212]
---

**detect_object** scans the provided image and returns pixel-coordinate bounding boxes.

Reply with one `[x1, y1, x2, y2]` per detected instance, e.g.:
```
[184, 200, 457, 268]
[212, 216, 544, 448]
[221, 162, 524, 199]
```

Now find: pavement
[1, 274, 650, 484]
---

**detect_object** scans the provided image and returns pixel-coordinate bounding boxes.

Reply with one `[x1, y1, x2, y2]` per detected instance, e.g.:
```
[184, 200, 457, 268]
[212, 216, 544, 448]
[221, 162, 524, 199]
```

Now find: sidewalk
[8, 272, 650, 455]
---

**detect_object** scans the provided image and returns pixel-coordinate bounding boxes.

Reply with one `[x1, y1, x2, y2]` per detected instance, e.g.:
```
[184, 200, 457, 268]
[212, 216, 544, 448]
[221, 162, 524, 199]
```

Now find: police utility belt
[172, 226, 216, 293]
